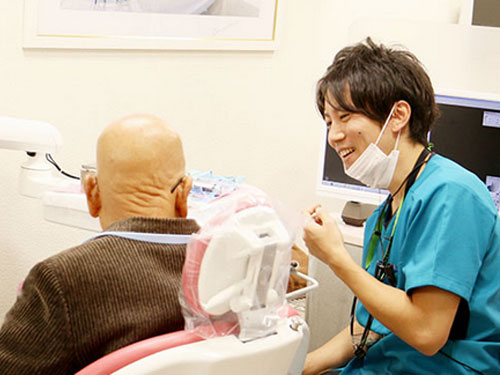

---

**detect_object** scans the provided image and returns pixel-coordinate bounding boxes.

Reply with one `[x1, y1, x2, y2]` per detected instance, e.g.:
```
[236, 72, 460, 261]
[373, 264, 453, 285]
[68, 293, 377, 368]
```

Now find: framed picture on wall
[23, 0, 280, 50]
[459, 0, 500, 27]
[471, 0, 500, 27]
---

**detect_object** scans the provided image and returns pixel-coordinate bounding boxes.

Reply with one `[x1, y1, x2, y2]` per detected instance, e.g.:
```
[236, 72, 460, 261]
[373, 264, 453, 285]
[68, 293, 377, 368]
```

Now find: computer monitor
[316, 90, 500, 211]
[431, 90, 500, 211]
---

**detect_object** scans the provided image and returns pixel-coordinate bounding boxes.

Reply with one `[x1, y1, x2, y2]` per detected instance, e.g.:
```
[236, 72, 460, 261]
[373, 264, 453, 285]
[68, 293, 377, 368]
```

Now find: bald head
[97, 114, 185, 187]
[84, 114, 192, 229]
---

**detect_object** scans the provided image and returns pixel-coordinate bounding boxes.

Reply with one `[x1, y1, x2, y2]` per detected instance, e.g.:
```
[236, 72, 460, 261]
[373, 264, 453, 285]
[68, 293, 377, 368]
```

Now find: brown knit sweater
[0, 217, 199, 375]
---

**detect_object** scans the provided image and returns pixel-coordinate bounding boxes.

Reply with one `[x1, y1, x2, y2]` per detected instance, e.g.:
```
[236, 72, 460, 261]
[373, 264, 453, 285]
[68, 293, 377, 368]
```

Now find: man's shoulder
[427, 155, 478, 182]
[38, 217, 199, 275]
[406, 155, 498, 222]
[418, 155, 489, 199]
[38, 239, 103, 274]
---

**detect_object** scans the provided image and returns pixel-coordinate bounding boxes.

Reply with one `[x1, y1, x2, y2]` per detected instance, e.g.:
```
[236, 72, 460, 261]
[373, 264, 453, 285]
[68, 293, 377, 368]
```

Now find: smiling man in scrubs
[302, 38, 500, 375]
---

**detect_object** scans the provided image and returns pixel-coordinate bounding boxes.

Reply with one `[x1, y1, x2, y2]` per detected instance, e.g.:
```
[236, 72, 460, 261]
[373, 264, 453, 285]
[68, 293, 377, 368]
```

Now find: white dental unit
[0, 116, 101, 231]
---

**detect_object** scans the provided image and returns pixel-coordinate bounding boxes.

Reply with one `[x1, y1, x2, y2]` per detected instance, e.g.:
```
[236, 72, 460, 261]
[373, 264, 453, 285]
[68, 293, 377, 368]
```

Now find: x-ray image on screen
[486, 176, 500, 212]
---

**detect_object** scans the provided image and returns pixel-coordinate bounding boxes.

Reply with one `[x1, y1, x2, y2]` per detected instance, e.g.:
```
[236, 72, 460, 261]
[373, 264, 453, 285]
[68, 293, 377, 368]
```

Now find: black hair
[316, 37, 440, 145]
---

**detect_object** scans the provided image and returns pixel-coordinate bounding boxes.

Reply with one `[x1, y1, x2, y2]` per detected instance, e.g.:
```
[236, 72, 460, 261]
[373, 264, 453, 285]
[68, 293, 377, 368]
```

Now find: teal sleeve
[399, 181, 491, 300]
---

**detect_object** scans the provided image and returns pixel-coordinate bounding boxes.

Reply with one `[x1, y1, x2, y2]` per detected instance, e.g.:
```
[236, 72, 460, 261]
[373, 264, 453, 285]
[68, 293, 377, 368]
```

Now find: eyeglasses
[170, 176, 184, 194]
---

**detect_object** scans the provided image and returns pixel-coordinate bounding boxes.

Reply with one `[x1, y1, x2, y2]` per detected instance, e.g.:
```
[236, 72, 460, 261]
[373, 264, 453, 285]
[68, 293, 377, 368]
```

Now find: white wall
[1, 0, 500, 323]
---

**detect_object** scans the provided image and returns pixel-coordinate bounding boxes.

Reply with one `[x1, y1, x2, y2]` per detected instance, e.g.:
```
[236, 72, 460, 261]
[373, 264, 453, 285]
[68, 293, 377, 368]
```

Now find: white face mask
[345, 104, 400, 189]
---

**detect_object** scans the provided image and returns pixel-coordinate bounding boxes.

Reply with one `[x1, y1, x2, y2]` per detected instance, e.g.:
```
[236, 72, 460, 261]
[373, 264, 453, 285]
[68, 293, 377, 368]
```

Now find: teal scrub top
[341, 155, 500, 375]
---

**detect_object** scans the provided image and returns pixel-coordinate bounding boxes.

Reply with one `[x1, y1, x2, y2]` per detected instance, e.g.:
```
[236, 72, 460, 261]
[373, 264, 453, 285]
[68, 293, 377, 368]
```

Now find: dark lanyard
[350, 148, 432, 359]
[364, 197, 403, 270]
[366, 148, 431, 269]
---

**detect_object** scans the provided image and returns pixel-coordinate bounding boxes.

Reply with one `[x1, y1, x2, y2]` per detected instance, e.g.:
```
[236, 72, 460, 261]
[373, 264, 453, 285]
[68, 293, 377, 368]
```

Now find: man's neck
[99, 201, 178, 230]
[389, 142, 426, 208]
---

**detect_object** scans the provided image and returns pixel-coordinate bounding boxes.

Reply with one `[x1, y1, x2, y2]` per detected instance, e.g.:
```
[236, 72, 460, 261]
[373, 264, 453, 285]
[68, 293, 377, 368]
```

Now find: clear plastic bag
[180, 185, 299, 341]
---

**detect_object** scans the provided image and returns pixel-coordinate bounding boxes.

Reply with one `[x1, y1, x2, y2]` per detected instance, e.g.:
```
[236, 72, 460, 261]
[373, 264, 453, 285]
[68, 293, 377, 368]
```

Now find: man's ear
[390, 100, 411, 133]
[175, 175, 192, 218]
[83, 174, 101, 218]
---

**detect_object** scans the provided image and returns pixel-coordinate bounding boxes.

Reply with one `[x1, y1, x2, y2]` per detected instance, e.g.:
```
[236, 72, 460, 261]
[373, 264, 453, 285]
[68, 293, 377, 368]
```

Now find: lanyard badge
[375, 260, 397, 287]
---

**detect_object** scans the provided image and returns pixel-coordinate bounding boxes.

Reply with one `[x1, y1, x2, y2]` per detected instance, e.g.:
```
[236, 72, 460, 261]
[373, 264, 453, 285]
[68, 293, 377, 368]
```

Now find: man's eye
[326, 122, 332, 129]
[340, 113, 350, 121]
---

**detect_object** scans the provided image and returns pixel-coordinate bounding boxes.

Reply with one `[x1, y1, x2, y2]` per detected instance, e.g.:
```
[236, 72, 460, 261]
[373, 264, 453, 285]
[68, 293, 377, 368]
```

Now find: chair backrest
[76, 187, 308, 375]
[75, 329, 204, 375]
[76, 306, 308, 375]
[112, 310, 309, 375]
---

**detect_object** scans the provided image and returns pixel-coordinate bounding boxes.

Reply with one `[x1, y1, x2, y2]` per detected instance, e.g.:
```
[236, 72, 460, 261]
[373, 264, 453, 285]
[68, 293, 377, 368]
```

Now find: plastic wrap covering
[180, 185, 297, 342]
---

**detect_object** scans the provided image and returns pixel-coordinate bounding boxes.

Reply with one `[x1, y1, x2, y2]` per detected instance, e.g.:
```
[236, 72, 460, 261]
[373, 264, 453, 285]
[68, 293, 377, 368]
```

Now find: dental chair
[76, 186, 311, 375]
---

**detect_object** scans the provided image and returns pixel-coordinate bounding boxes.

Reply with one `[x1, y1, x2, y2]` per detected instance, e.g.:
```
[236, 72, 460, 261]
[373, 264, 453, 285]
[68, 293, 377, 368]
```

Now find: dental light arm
[0, 116, 68, 198]
[0, 116, 62, 153]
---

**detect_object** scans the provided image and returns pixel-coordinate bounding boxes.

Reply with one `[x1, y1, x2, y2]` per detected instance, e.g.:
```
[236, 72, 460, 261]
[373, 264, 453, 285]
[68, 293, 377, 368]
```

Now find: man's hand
[302, 206, 350, 270]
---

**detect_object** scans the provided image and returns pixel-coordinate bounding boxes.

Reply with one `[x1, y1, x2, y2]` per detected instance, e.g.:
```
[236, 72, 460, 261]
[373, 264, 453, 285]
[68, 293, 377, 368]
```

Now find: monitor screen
[432, 91, 500, 211]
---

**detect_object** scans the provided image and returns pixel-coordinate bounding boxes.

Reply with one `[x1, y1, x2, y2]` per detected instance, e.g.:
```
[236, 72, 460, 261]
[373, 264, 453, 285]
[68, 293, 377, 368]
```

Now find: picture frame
[23, 0, 280, 51]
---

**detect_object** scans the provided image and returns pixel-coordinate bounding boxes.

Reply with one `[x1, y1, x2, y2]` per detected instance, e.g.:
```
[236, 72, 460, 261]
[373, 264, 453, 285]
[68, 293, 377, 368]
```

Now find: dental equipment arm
[285, 261, 319, 300]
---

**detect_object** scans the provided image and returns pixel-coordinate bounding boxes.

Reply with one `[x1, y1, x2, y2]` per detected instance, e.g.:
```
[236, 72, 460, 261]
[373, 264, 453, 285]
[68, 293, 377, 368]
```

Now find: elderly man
[0, 114, 199, 374]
